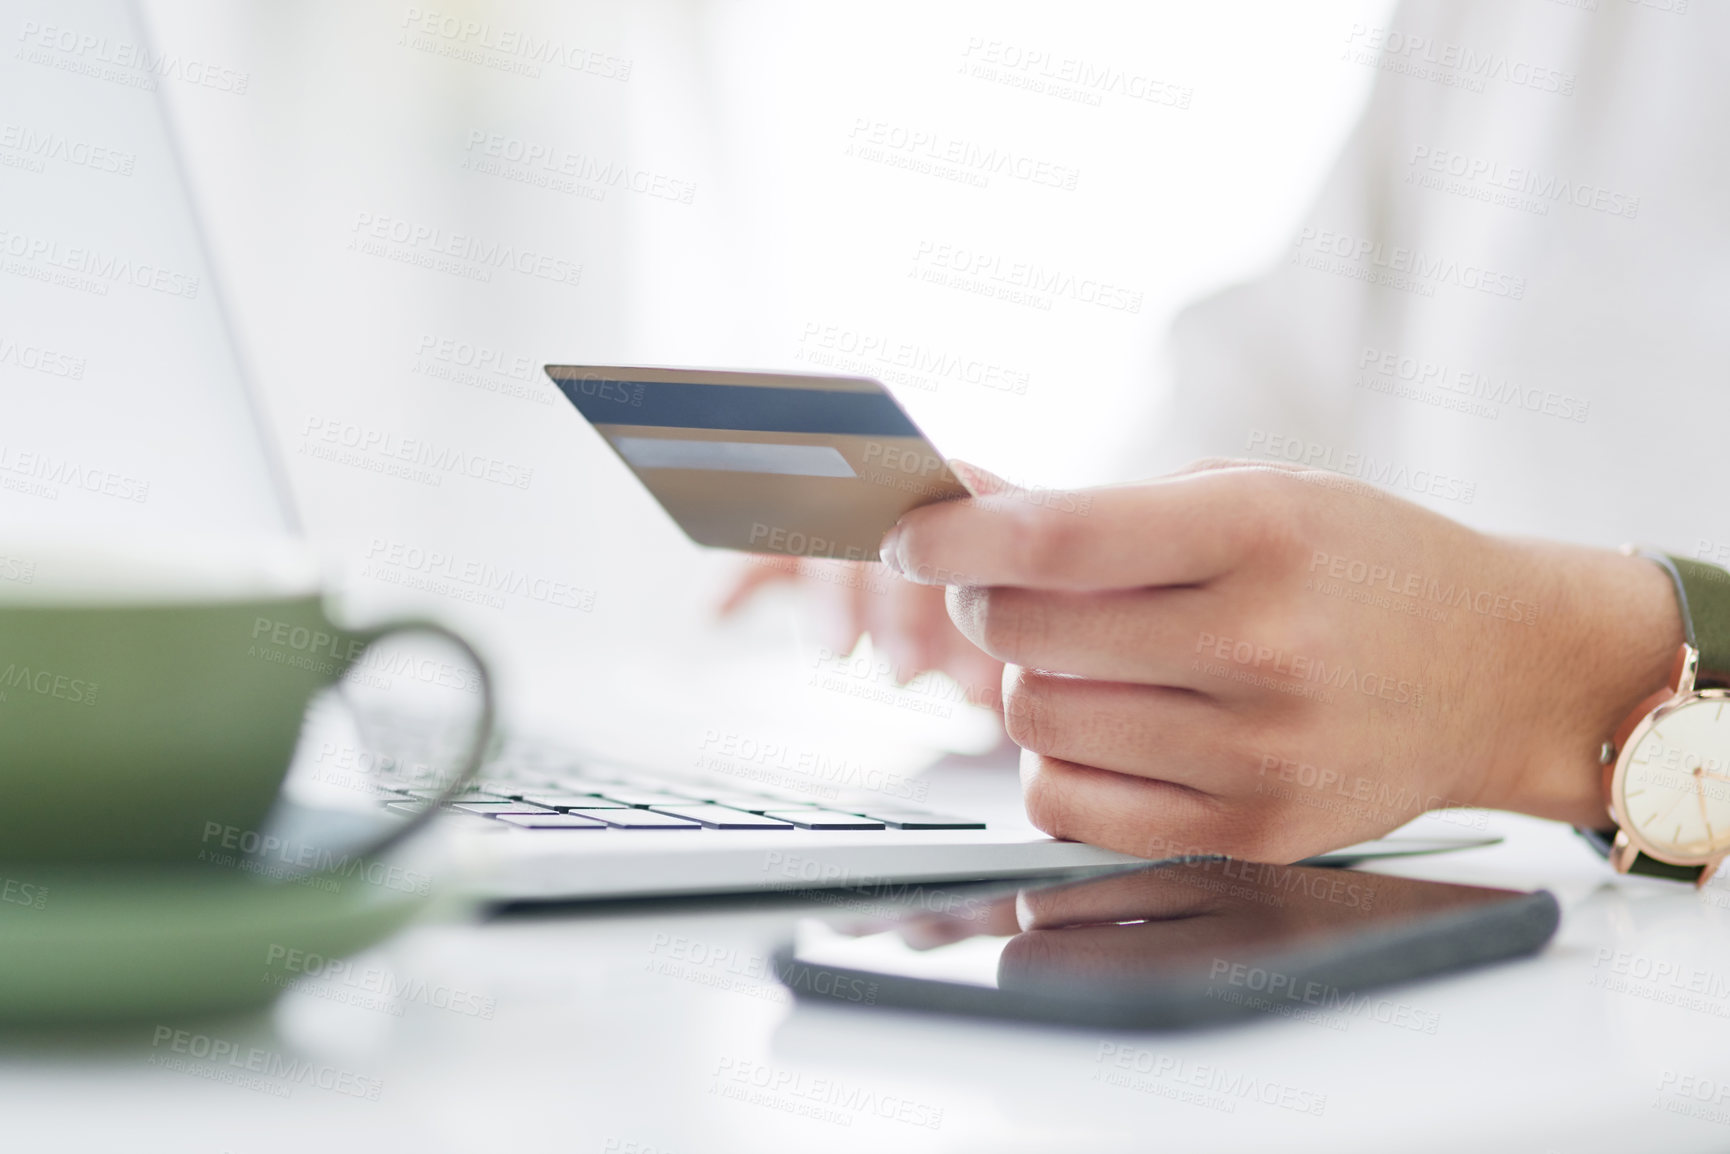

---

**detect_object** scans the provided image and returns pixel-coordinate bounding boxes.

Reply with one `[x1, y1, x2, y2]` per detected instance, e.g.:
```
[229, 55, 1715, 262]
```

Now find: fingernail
[947, 458, 1006, 495]
[947, 459, 984, 495]
[879, 524, 905, 573]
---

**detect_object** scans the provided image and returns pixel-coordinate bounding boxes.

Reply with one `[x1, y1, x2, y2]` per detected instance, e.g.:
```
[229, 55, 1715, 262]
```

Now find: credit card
[546, 365, 970, 560]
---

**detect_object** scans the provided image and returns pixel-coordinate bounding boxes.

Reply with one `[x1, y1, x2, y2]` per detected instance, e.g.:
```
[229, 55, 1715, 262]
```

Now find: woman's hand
[880, 460, 1683, 862]
[719, 555, 1004, 710]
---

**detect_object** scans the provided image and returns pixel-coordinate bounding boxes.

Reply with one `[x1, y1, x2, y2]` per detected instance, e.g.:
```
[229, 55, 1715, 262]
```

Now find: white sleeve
[1113, 0, 1446, 481]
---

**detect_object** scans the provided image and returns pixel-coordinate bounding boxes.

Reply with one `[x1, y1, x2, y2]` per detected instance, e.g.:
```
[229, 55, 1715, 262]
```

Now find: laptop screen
[0, 0, 297, 535]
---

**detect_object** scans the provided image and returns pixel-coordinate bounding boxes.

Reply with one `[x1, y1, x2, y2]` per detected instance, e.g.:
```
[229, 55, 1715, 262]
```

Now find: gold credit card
[546, 365, 969, 560]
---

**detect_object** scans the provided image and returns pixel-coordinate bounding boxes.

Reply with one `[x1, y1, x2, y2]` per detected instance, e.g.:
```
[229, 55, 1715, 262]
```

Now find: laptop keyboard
[377, 763, 987, 833]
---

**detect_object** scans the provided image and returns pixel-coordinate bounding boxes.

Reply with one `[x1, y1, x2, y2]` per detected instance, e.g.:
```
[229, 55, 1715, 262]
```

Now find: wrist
[1486, 542, 1682, 827]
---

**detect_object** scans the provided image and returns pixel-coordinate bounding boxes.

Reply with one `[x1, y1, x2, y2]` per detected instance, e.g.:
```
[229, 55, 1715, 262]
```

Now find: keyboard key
[580, 810, 703, 829]
[850, 810, 987, 830]
[701, 795, 824, 812]
[663, 785, 785, 804]
[451, 801, 558, 816]
[352, 785, 412, 802]
[647, 806, 796, 830]
[615, 774, 736, 792]
[496, 813, 607, 830]
[762, 810, 886, 830]
[591, 789, 703, 806]
[548, 781, 626, 796]
[386, 802, 500, 827]
[474, 778, 555, 795]
[518, 794, 632, 809]
[550, 771, 627, 787]
[401, 787, 510, 801]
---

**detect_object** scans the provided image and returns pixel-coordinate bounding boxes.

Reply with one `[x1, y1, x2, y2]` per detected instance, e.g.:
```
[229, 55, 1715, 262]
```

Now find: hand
[718, 555, 1004, 708]
[880, 460, 1683, 862]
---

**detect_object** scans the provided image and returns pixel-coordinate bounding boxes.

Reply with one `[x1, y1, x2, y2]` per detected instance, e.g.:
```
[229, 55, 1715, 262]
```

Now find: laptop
[8, 0, 1493, 904]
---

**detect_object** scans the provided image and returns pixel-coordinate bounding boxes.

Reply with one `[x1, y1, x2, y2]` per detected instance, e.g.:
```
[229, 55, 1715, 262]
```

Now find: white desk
[8, 771, 1730, 1154]
[13, 3, 1726, 1148]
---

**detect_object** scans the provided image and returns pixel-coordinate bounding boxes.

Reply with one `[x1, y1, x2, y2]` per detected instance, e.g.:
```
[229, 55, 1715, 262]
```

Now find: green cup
[0, 534, 494, 866]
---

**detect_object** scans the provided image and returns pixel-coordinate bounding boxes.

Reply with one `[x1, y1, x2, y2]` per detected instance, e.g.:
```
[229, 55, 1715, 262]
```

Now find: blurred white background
[10, 0, 1391, 766]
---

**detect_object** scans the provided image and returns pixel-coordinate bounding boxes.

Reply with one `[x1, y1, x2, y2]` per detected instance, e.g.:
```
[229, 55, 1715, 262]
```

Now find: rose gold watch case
[1604, 645, 1730, 885]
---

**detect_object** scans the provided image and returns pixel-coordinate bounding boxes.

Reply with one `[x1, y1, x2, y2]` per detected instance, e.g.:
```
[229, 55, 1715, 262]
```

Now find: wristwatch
[1582, 551, 1730, 886]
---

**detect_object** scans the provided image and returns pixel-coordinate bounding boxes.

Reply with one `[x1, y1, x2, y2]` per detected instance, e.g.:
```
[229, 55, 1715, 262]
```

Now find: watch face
[1616, 692, 1730, 863]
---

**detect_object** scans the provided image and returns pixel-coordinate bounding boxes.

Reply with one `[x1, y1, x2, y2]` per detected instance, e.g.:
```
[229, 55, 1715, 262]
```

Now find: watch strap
[1575, 827, 1708, 882]
[1582, 550, 1730, 883]
[1649, 552, 1730, 682]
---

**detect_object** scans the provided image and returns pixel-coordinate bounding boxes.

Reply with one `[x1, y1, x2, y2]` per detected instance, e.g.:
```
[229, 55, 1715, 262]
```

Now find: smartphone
[773, 859, 1558, 1030]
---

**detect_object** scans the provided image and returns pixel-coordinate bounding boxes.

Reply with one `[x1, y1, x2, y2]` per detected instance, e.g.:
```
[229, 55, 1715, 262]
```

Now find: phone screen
[780, 860, 1555, 1023]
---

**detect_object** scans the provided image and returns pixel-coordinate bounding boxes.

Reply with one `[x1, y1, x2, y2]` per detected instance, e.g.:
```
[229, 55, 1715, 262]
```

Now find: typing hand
[718, 555, 1004, 710]
[880, 460, 1681, 861]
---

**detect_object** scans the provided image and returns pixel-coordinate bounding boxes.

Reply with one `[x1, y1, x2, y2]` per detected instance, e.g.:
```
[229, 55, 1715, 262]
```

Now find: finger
[1020, 751, 1278, 863]
[715, 555, 800, 615]
[1165, 455, 1310, 478]
[948, 584, 1221, 683]
[934, 640, 1006, 712]
[912, 582, 966, 674]
[946, 459, 1009, 495]
[883, 465, 1288, 591]
[858, 572, 918, 682]
[1002, 669, 1249, 790]
[830, 562, 872, 658]
[883, 576, 948, 676]
[770, 559, 872, 656]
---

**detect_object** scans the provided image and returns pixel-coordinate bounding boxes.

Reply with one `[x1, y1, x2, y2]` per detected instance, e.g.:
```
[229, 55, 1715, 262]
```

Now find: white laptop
[279, 694, 1492, 903]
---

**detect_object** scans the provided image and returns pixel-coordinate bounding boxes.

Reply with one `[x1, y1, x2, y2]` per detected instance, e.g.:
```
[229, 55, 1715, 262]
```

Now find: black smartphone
[772, 859, 1559, 1030]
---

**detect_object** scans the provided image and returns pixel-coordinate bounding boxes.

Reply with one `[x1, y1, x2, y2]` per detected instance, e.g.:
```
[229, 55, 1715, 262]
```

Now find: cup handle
[330, 619, 496, 863]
